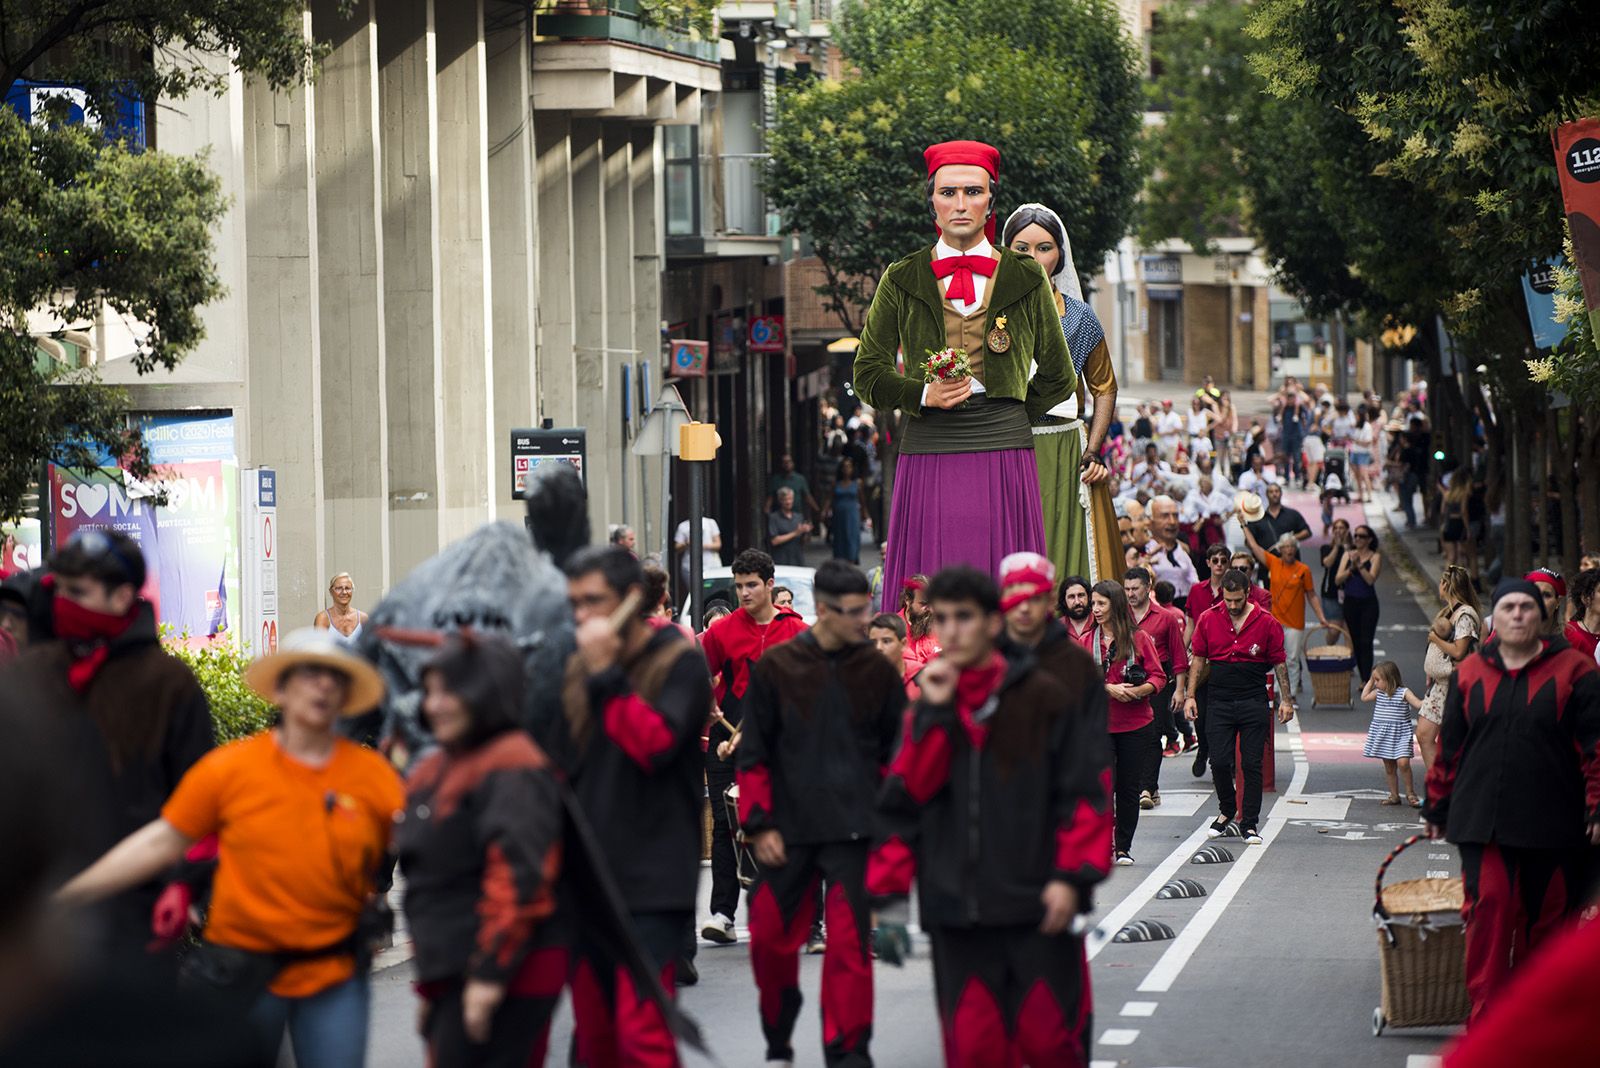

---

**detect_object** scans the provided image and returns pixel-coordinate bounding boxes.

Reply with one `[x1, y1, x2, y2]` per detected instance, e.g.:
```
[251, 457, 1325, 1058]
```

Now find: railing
[536, 0, 720, 63]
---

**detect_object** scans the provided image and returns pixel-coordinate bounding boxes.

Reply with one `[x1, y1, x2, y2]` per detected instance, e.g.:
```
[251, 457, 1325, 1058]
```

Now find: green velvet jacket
[852, 244, 1076, 421]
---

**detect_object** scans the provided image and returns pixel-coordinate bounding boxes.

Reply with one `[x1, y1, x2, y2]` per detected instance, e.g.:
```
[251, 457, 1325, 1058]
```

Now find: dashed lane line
[1099, 1029, 1140, 1046]
[1120, 1001, 1158, 1017]
[1136, 714, 1310, 993]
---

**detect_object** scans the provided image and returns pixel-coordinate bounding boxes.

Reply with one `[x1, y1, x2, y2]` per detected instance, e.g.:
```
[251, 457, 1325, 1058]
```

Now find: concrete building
[77, 0, 718, 625]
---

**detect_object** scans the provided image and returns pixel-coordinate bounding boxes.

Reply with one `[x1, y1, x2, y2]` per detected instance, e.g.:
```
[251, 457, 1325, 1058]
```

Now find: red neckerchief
[931, 254, 997, 305]
[53, 595, 140, 692]
[954, 651, 1007, 749]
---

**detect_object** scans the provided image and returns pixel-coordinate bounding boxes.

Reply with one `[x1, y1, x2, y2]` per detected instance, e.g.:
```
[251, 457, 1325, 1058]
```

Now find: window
[664, 125, 699, 237]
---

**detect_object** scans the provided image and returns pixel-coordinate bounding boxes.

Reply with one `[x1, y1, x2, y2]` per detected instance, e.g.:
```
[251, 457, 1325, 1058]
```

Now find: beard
[1064, 603, 1090, 622]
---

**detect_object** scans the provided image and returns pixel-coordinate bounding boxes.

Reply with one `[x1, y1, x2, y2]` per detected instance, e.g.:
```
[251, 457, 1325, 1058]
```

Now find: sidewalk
[1362, 492, 1445, 619]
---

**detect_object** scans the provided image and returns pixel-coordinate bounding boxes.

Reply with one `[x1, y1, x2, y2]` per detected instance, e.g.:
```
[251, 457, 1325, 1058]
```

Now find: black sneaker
[1240, 824, 1263, 845]
[1207, 816, 1233, 838]
[676, 957, 699, 986]
[1114, 850, 1134, 866]
[1192, 750, 1208, 777]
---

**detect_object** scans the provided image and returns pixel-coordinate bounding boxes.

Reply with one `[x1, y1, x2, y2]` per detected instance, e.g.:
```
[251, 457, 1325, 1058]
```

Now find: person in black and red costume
[698, 549, 809, 945]
[1422, 577, 1600, 1024]
[870, 566, 1112, 1067]
[5, 529, 213, 972]
[735, 560, 905, 1068]
[550, 547, 713, 1067]
[399, 633, 567, 1067]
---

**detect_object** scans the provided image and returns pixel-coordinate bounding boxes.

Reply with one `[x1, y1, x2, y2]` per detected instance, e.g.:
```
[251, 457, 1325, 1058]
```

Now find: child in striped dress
[1361, 660, 1423, 807]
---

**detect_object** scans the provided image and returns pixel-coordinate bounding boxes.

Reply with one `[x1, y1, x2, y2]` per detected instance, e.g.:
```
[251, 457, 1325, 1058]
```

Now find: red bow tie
[931, 254, 996, 305]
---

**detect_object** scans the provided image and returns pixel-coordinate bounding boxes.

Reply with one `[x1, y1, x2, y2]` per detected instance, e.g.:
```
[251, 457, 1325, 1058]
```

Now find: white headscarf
[1002, 202, 1082, 301]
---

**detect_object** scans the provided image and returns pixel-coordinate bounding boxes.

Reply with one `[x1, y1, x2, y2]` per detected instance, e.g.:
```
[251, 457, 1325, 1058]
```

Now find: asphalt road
[367, 490, 1459, 1068]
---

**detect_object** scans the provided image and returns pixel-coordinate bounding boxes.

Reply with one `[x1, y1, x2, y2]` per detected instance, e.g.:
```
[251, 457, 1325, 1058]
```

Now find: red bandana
[954, 651, 1007, 749]
[931, 254, 998, 305]
[53, 595, 139, 692]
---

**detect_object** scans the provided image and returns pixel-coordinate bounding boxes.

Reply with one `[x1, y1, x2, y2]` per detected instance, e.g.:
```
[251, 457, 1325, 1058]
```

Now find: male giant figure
[853, 141, 1075, 607]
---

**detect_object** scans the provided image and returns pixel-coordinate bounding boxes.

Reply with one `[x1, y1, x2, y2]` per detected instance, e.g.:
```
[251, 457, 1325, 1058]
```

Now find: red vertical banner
[1552, 118, 1600, 337]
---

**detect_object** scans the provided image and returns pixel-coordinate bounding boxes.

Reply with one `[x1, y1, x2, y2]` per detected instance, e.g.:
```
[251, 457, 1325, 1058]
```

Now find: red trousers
[929, 924, 1091, 1068]
[747, 841, 874, 1067]
[1458, 842, 1592, 1024]
[569, 911, 684, 1068]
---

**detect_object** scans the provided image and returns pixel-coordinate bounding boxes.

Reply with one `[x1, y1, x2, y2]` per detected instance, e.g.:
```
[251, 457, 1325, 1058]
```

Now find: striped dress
[1363, 687, 1415, 759]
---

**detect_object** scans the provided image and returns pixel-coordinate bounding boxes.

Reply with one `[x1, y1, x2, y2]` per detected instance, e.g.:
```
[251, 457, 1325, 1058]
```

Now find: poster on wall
[510, 428, 587, 496]
[1, 517, 42, 573]
[50, 460, 241, 642]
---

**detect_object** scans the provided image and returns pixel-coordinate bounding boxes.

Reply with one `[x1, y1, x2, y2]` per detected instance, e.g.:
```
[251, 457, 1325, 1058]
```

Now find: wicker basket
[1372, 836, 1471, 1035]
[1307, 626, 1355, 708]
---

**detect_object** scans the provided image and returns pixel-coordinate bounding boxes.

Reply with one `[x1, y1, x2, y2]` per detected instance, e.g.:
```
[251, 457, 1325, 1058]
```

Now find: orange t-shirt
[1263, 553, 1313, 631]
[162, 731, 405, 997]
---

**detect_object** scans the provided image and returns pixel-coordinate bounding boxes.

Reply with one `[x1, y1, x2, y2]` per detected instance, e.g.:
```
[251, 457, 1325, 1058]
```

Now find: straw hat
[244, 627, 386, 715]
[1235, 491, 1266, 523]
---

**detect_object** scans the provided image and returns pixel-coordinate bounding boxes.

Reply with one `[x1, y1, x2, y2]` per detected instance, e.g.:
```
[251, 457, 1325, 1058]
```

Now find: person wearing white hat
[58, 627, 402, 1068]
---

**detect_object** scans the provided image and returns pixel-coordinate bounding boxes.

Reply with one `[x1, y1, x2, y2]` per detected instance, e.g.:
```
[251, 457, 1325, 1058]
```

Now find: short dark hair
[731, 548, 775, 582]
[814, 559, 870, 600]
[563, 545, 645, 613]
[926, 566, 1000, 615]
[1123, 566, 1153, 587]
[1205, 544, 1232, 562]
[1221, 568, 1251, 594]
[641, 563, 671, 612]
[1056, 575, 1090, 617]
[869, 612, 907, 640]
[1154, 580, 1176, 606]
[50, 528, 146, 591]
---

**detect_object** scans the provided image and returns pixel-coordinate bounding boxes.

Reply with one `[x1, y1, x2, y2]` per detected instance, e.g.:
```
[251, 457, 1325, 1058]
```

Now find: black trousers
[1194, 682, 1210, 762]
[706, 770, 743, 920]
[1110, 720, 1159, 853]
[424, 979, 557, 1068]
[1206, 695, 1270, 826]
[1143, 680, 1180, 792]
[1343, 594, 1381, 682]
[928, 925, 1090, 1067]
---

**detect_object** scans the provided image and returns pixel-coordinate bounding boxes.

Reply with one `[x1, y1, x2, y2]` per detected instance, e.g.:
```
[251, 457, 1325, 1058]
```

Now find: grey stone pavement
[362, 481, 1462, 1068]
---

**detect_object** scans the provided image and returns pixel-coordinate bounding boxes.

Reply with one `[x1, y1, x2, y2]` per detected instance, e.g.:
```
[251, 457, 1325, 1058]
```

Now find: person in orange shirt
[57, 628, 404, 1068]
[1242, 527, 1333, 704]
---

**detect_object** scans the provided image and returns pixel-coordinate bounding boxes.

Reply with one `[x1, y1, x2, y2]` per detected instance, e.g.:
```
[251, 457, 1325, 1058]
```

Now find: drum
[722, 783, 759, 888]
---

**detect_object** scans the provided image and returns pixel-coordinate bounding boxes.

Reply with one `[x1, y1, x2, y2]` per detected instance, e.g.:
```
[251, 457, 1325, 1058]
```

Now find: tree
[0, 0, 322, 524]
[768, 0, 1141, 332]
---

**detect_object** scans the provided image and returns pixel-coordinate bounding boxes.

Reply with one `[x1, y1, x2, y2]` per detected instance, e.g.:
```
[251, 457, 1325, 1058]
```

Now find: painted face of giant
[931, 164, 993, 246]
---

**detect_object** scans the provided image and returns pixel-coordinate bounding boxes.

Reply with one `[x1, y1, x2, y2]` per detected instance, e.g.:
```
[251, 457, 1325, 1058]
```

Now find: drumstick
[607, 590, 644, 633]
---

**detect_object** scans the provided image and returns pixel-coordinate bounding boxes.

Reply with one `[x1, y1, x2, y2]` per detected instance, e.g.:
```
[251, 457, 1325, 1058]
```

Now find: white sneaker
[701, 913, 737, 944]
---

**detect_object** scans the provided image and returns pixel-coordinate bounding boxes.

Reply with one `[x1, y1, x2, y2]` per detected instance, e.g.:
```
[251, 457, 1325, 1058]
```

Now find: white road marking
[1407, 1057, 1443, 1068]
[1090, 1062, 1119, 1068]
[1427, 870, 1451, 878]
[1142, 790, 1210, 816]
[1136, 715, 1310, 993]
[1267, 793, 1349, 820]
[1099, 1029, 1140, 1046]
[1085, 820, 1214, 961]
[1120, 1001, 1158, 1017]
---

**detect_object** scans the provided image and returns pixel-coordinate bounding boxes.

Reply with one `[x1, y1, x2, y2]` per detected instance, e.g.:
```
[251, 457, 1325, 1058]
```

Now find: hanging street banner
[1552, 118, 1600, 337]
[1521, 257, 1571, 350]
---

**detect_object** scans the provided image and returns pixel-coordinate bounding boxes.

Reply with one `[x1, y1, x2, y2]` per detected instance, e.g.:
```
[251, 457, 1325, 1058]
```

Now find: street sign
[242, 468, 279, 655]
[632, 384, 693, 457]
[511, 428, 587, 496]
[669, 339, 708, 379]
[749, 315, 786, 353]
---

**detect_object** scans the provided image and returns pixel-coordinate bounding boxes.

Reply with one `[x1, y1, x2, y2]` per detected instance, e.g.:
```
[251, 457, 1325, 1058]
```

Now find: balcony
[666, 151, 784, 259]
[533, 0, 722, 118]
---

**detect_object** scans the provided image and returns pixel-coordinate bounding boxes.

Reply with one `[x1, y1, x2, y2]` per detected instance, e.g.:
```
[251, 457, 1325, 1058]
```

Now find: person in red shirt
[1182, 570, 1293, 845]
[897, 575, 940, 666]
[1091, 580, 1166, 865]
[1562, 567, 1600, 660]
[1125, 568, 1190, 796]
[870, 612, 923, 699]
[698, 549, 809, 945]
[1056, 575, 1095, 649]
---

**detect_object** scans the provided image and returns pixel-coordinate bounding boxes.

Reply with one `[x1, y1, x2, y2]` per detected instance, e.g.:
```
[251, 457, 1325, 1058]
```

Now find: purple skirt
[881, 449, 1047, 610]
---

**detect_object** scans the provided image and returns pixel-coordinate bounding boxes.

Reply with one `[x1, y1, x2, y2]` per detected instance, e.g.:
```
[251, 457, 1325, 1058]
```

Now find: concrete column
[378, 0, 445, 578]
[434, 0, 494, 545]
[534, 113, 577, 427]
[311, 0, 390, 600]
[242, 32, 325, 629]
[486, 8, 538, 521]
[600, 126, 636, 525]
[570, 120, 609, 518]
[631, 126, 662, 540]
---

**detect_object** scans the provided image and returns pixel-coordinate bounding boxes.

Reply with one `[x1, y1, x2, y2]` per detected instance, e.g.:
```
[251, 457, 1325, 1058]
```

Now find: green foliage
[769, 0, 1142, 331]
[161, 631, 275, 744]
[0, 1, 314, 524]
[1526, 233, 1600, 406]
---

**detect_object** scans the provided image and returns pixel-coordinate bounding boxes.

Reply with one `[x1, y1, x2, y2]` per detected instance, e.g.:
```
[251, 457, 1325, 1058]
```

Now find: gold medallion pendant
[987, 314, 1012, 354]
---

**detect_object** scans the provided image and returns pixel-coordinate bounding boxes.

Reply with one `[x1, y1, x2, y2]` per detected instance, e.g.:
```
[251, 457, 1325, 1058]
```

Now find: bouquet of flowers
[922, 347, 972, 384]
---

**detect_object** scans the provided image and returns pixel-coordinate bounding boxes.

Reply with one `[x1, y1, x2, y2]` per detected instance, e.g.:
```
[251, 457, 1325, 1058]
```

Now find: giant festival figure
[854, 141, 1076, 607]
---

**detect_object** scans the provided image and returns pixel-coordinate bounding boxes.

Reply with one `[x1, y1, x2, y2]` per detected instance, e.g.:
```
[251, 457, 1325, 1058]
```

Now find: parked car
[678, 565, 816, 627]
